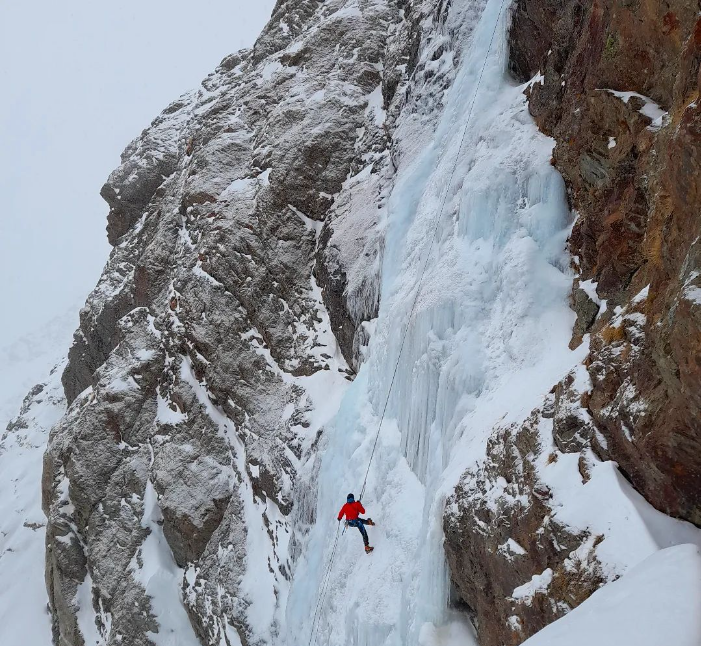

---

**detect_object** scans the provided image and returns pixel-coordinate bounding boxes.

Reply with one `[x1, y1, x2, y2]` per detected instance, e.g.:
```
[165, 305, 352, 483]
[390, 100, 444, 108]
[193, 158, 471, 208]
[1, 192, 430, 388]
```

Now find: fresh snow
[632, 283, 650, 304]
[603, 89, 669, 131]
[528, 71, 545, 87]
[156, 392, 188, 425]
[685, 285, 701, 305]
[539, 456, 701, 576]
[76, 570, 103, 646]
[329, 4, 363, 21]
[365, 85, 386, 127]
[499, 538, 527, 558]
[683, 272, 701, 306]
[511, 569, 554, 601]
[259, 60, 283, 83]
[579, 278, 601, 305]
[0, 363, 66, 645]
[524, 544, 701, 646]
[129, 481, 200, 646]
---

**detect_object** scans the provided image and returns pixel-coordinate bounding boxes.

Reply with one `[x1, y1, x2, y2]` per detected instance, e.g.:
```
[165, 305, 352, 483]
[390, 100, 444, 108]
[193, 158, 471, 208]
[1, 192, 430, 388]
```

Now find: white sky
[0, 0, 276, 347]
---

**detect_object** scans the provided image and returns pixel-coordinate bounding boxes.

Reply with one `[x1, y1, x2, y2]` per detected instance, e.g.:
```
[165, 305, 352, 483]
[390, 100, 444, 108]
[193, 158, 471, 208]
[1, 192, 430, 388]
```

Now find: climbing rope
[308, 521, 342, 645]
[308, 1, 509, 642]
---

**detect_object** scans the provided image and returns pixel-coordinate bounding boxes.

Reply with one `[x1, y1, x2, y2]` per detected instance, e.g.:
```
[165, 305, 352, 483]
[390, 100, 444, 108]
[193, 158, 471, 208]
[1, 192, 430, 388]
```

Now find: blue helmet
[347, 493, 355, 503]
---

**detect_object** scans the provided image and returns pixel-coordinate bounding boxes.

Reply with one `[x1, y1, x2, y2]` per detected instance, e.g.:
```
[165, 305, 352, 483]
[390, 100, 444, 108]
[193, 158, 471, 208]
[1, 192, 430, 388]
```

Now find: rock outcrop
[445, 0, 701, 644]
[444, 370, 604, 645]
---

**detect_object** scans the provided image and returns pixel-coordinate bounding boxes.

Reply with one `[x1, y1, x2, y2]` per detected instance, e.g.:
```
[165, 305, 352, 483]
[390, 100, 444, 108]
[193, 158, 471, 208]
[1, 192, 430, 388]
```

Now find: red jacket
[338, 500, 365, 521]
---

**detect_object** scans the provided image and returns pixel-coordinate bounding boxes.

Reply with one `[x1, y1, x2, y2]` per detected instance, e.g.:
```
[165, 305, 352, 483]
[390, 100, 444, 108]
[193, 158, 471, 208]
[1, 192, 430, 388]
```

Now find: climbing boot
[365, 518, 375, 526]
[365, 545, 374, 553]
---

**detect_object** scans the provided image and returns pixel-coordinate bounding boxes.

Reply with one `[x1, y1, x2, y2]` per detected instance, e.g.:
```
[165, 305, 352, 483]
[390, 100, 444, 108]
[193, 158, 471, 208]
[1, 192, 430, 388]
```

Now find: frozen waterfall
[285, 0, 579, 643]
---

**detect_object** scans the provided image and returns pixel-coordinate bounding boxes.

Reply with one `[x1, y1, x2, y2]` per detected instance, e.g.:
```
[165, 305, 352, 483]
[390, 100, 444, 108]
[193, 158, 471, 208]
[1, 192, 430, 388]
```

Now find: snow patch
[632, 284, 649, 304]
[129, 481, 199, 646]
[156, 393, 187, 425]
[524, 545, 701, 646]
[365, 85, 386, 127]
[511, 568, 553, 602]
[603, 89, 669, 131]
[578, 279, 600, 305]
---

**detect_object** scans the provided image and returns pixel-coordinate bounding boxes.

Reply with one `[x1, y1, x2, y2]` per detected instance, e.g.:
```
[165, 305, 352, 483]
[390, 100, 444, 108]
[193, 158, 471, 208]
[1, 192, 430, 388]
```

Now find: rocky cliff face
[517, 0, 701, 525]
[444, 0, 701, 644]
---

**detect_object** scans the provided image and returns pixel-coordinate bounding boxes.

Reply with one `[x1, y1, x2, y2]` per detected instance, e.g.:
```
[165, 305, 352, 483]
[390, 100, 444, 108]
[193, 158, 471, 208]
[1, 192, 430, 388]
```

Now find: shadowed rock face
[444, 0, 701, 644]
[516, 0, 701, 527]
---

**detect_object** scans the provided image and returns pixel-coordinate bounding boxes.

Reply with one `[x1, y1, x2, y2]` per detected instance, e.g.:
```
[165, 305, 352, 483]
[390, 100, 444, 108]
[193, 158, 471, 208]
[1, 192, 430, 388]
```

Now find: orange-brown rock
[512, 0, 701, 524]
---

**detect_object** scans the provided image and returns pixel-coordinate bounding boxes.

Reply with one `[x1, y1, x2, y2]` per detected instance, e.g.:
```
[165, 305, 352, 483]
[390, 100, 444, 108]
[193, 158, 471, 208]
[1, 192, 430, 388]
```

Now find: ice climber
[337, 493, 375, 553]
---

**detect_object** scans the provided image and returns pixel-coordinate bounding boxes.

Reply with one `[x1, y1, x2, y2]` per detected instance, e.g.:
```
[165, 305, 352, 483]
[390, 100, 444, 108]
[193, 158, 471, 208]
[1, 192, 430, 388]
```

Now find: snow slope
[0, 363, 66, 645]
[0, 309, 78, 645]
[524, 544, 701, 646]
[0, 307, 76, 429]
[0, 312, 74, 646]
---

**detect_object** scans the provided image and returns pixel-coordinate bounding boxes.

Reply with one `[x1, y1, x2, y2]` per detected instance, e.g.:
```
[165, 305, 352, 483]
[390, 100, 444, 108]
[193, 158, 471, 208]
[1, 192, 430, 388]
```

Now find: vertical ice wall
[286, 0, 580, 643]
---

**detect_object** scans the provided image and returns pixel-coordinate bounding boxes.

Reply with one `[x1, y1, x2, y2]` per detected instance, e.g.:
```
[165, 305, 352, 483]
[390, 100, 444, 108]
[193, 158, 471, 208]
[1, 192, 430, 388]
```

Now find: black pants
[348, 518, 370, 545]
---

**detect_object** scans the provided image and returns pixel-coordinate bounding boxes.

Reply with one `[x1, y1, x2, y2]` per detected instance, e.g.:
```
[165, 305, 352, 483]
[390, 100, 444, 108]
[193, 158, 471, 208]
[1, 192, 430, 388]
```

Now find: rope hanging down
[308, 522, 341, 645]
[308, 1, 508, 642]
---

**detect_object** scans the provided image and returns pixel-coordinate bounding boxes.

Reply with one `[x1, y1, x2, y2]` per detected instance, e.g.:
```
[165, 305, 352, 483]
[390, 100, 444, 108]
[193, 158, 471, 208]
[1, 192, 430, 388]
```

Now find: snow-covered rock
[524, 544, 701, 646]
[42, 0, 427, 643]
